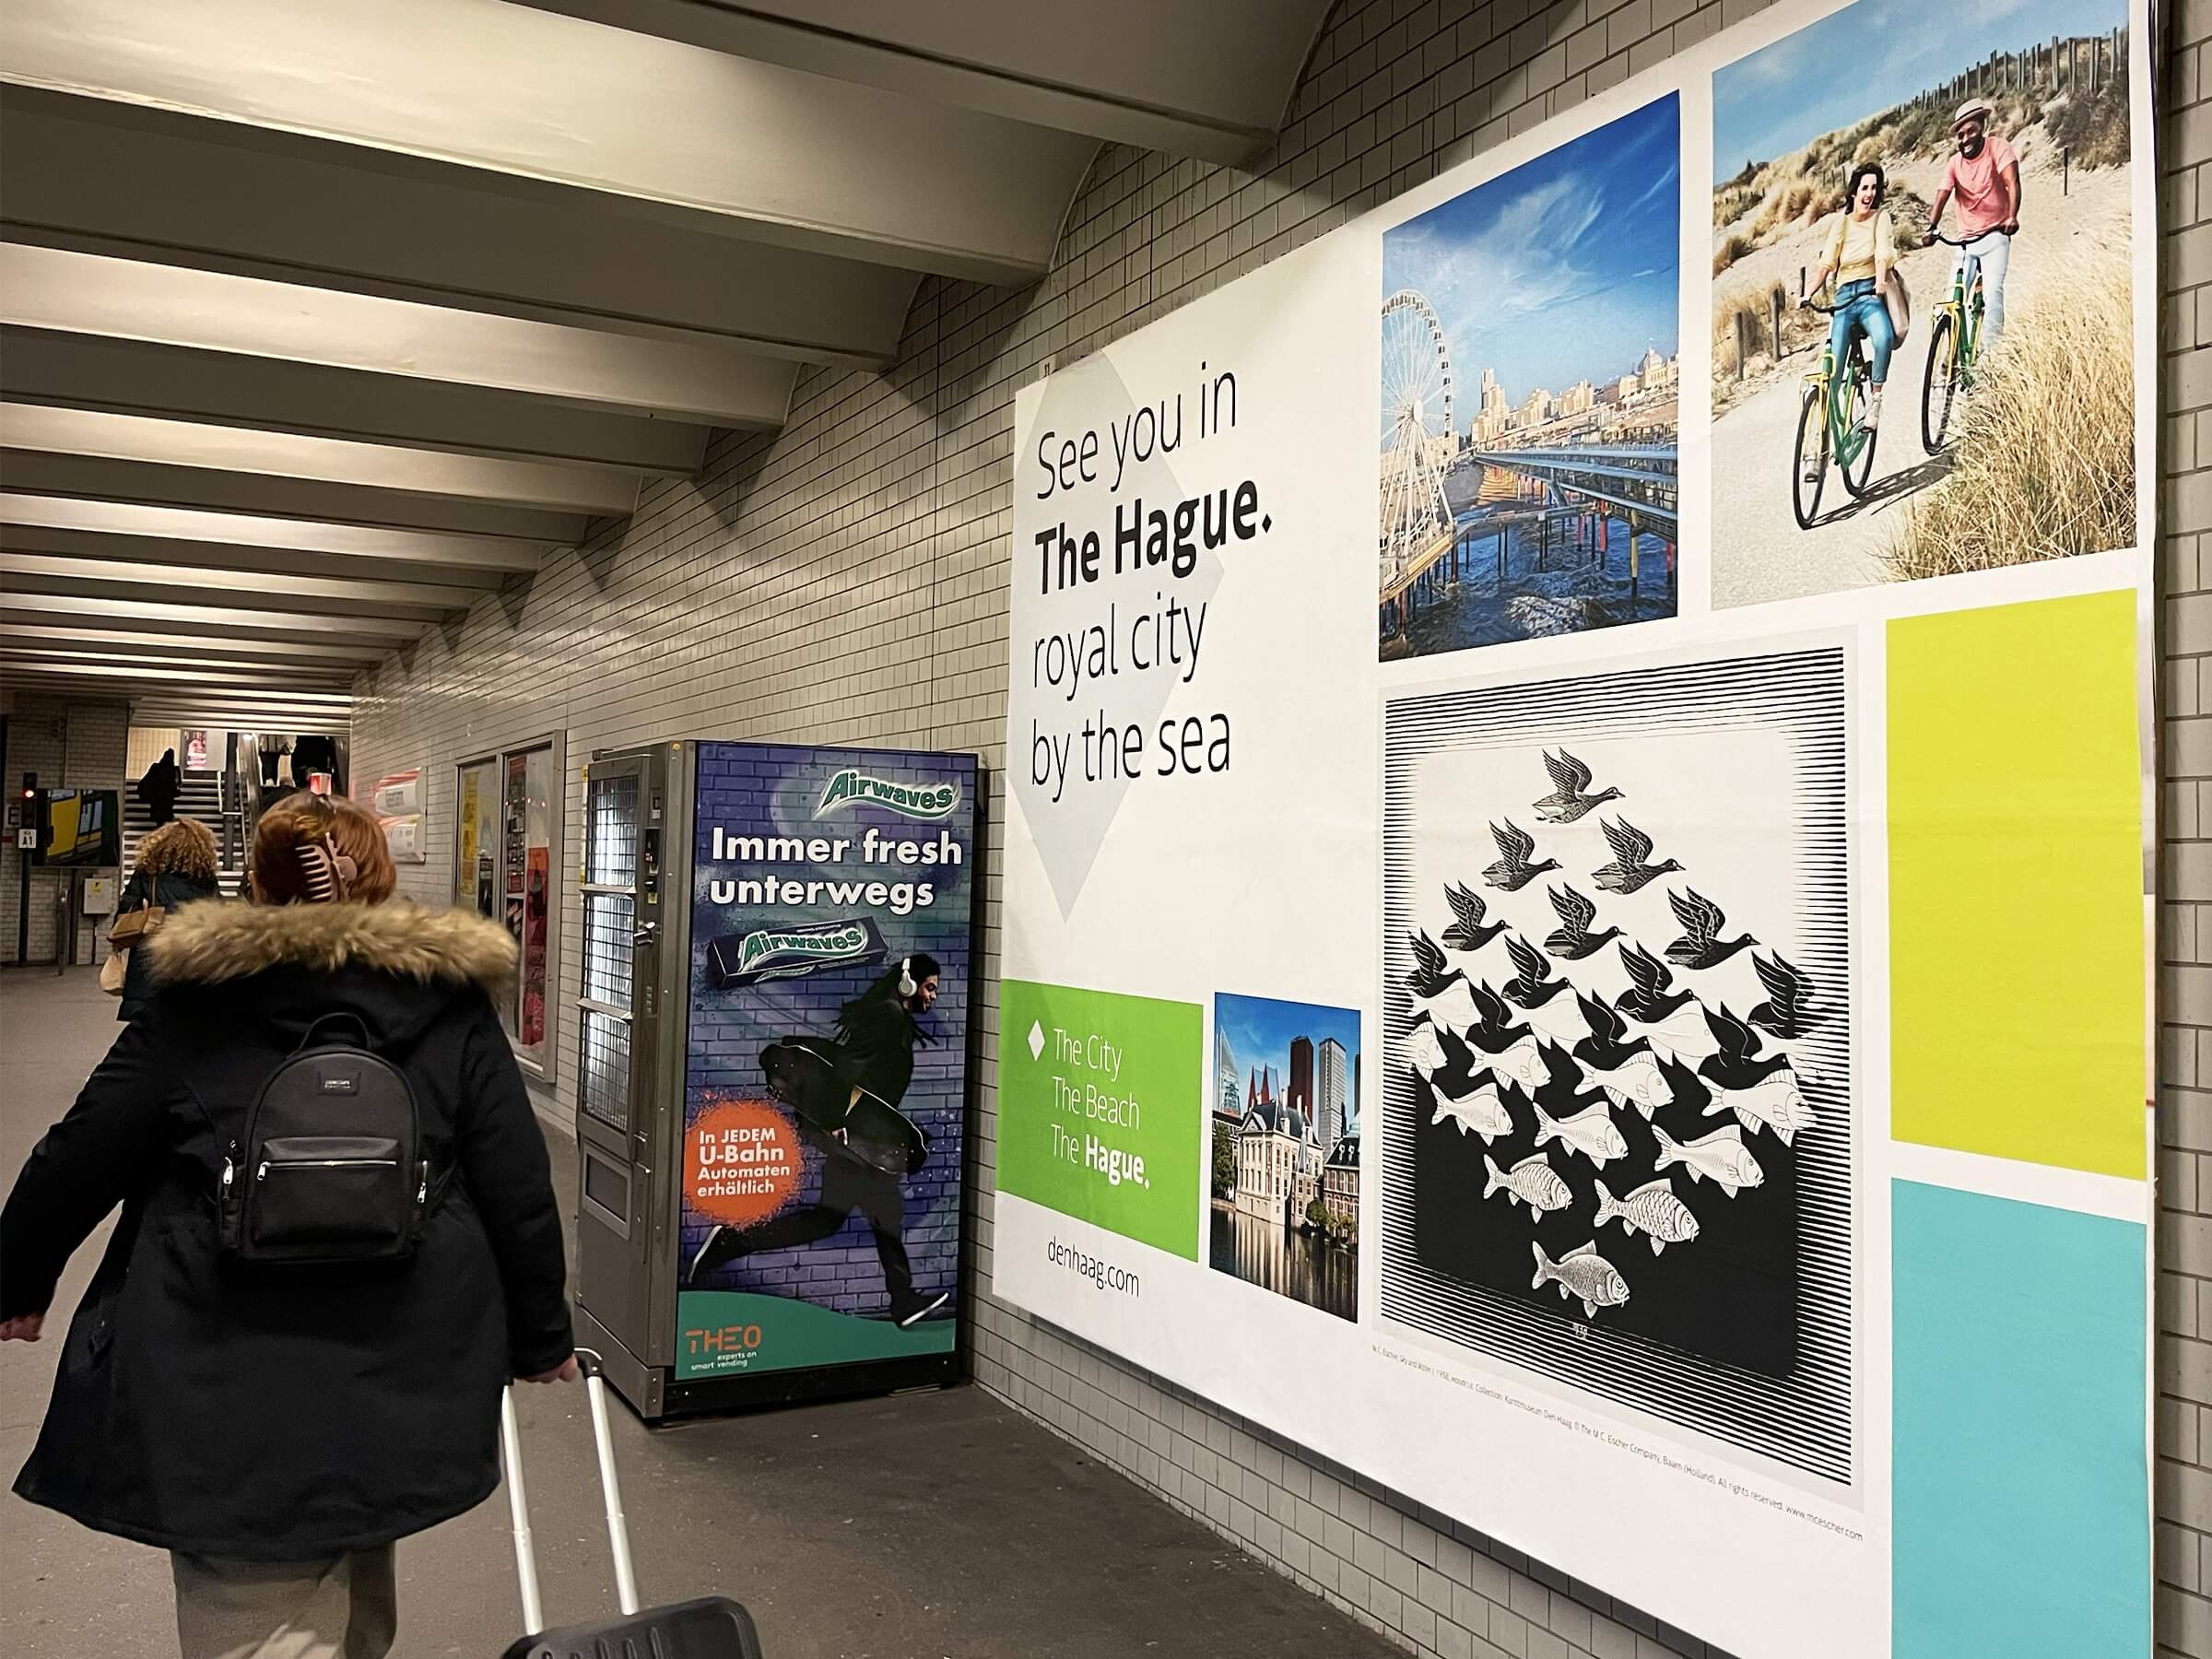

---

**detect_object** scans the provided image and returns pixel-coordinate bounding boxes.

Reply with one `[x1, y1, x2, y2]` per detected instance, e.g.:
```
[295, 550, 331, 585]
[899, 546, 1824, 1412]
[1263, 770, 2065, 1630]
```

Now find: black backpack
[218, 1014, 430, 1265]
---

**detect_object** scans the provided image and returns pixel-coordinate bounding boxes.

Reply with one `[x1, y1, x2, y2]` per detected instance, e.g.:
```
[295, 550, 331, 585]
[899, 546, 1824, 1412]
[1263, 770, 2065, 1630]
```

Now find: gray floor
[1, 965, 1398, 1658]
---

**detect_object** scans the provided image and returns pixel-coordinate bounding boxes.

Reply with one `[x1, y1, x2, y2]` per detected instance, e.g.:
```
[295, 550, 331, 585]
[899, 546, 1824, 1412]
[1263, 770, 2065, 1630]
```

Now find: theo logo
[815, 769, 959, 821]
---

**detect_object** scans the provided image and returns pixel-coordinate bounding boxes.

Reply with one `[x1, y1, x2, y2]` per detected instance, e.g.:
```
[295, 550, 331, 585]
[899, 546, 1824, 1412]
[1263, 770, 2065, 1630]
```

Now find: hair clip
[294, 833, 358, 903]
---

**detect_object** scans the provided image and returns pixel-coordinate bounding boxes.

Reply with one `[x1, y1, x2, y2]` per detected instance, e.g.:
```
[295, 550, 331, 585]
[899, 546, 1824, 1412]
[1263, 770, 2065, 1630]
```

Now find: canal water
[1209, 1203, 1358, 1323]
[1385, 508, 1676, 660]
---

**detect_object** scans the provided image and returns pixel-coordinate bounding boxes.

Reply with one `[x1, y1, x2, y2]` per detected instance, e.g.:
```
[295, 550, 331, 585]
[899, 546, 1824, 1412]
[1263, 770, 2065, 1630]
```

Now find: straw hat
[1951, 97, 1994, 133]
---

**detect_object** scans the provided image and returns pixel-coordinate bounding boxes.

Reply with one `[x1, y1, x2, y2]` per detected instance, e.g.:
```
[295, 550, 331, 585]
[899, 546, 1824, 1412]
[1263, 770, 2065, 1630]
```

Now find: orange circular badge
[685, 1097, 803, 1227]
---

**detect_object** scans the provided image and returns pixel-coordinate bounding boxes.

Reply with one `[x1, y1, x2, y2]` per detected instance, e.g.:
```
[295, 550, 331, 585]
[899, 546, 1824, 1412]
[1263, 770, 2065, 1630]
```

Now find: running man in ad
[687, 953, 951, 1327]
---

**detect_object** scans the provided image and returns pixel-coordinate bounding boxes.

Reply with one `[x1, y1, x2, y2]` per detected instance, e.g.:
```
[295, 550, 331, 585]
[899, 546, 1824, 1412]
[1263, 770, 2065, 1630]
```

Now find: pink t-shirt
[1942, 133, 2019, 238]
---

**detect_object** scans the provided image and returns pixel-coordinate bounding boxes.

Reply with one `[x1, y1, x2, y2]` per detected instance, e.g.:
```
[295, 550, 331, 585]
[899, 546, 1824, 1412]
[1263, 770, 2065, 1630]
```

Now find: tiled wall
[353, 0, 2195, 1653]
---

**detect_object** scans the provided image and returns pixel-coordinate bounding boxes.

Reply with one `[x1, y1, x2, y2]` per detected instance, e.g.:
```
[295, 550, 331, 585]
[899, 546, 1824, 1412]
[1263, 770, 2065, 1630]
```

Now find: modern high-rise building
[1316, 1036, 1348, 1145]
[1288, 1036, 1314, 1127]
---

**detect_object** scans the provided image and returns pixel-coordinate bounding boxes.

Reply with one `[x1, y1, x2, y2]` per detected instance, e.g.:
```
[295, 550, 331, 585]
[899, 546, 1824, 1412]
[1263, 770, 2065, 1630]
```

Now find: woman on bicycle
[1803, 161, 1899, 432]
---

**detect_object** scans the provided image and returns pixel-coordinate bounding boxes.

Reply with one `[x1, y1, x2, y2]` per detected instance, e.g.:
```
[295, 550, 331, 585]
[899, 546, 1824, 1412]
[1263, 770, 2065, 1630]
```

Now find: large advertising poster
[677, 742, 977, 1383]
[996, 1, 2156, 1654]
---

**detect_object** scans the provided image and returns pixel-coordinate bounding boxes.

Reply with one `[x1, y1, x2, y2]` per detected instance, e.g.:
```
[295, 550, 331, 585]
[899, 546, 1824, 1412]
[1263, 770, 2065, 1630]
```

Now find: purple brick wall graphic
[677, 742, 975, 1330]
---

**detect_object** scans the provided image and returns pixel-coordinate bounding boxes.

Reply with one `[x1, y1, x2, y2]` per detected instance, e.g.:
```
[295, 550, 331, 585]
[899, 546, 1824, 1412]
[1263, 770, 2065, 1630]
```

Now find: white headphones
[896, 956, 917, 999]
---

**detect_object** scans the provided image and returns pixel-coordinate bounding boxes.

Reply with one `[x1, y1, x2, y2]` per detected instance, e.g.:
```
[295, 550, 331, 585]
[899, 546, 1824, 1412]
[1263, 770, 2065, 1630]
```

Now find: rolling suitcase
[499, 1349, 764, 1658]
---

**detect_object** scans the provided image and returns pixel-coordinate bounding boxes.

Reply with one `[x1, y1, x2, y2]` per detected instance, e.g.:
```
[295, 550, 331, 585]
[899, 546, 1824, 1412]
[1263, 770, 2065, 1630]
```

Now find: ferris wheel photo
[1376, 93, 1684, 664]
[1379, 289, 1455, 591]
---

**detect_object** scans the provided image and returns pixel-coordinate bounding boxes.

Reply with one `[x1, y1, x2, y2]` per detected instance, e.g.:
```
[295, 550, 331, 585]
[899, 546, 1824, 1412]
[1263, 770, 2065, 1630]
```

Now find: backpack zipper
[256, 1157, 400, 1177]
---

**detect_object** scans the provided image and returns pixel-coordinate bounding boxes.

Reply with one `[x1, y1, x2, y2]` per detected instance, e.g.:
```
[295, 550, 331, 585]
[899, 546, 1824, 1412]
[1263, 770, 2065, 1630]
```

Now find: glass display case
[454, 736, 562, 1079]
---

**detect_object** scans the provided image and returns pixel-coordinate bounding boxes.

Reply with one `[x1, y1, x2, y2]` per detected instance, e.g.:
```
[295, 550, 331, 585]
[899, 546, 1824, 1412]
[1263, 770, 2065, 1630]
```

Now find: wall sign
[996, 1, 2156, 1653]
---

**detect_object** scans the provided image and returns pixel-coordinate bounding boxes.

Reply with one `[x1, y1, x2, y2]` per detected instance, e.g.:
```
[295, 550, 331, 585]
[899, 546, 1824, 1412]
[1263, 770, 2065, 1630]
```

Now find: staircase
[122, 772, 246, 898]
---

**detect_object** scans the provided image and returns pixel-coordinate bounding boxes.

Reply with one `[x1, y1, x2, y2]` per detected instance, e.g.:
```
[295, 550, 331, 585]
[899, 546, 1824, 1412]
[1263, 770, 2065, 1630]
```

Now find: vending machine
[571, 739, 980, 1419]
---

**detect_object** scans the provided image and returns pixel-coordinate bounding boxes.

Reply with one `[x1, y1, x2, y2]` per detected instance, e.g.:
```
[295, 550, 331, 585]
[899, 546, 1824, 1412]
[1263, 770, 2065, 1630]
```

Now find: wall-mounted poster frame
[369, 766, 426, 865]
[994, 0, 2157, 1652]
[454, 733, 564, 1082]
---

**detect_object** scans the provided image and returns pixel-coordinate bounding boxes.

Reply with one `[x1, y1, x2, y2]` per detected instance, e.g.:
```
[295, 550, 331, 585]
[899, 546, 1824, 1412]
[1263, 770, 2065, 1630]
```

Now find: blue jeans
[1829, 277, 1895, 385]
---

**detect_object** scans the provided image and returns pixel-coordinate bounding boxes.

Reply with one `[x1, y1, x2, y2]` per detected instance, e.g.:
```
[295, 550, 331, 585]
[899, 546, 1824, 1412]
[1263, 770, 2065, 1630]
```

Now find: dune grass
[1881, 244, 2135, 581]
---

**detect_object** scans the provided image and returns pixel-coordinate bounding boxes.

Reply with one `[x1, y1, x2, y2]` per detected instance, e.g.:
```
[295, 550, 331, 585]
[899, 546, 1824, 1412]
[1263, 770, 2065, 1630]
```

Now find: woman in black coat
[109, 816, 224, 1022]
[0, 791, 573, 1659]
[135, 747, 182, 826]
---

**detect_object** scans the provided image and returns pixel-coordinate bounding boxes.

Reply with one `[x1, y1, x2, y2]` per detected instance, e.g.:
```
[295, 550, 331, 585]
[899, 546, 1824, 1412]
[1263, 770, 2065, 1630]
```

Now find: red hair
[251, 793, 396, 906]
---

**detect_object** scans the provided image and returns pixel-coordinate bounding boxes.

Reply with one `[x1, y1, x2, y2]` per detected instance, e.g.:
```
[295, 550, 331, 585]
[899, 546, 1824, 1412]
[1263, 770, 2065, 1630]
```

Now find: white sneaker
[1864, 387, 1883, 431]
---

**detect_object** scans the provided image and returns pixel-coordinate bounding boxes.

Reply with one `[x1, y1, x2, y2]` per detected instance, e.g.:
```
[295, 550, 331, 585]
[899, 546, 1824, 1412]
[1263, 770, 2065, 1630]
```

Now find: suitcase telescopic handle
[500, 1347, 641, 1637]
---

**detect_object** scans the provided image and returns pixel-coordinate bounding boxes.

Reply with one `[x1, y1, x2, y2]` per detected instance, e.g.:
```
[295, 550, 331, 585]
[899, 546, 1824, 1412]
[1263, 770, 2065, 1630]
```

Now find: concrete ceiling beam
[0, 330, 711, 477]
[1, 0, 1098, 284]
[512, 0, 1329, 164]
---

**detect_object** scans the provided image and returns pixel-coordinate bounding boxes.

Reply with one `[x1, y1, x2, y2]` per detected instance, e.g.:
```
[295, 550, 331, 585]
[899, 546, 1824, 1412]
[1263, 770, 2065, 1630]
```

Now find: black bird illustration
[1405, 929, 1458, 1000]
[1533, 749, 1623, 823]
[1572, 993, 1653, 1073]
[1502, 934, 1574, 1010]
[1700, 1003, 1794, 1089]
[1591, 818, 1683, 895]
[1441, 881, 1507, 952]
[1748, 953, 1826, 1041]
[1482, 819, 1560, 892]
[1459, 981, 1530, 1051]
[1406, 930, 1484, 1032]
[1543, 885, 1621, 960]
[1664, 888, 1757, 970]
[1614, 941, 1697, 1024]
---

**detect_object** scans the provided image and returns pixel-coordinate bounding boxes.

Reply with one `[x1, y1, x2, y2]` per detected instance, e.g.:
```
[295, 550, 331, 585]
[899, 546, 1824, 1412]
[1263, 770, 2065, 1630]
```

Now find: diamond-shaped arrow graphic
[1027, 1020, 1046, 1062]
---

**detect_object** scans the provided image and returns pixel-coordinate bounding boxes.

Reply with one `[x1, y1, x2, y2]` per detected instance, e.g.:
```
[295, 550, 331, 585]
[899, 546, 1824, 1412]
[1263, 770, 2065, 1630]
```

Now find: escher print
[1382, 645, 1855, 1483]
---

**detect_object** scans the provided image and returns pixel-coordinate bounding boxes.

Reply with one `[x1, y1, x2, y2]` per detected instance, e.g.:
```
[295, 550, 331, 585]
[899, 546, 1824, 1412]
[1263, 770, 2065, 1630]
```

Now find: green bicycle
[1791, 289, 1879, 530]
[1921, 229, 2006, 453]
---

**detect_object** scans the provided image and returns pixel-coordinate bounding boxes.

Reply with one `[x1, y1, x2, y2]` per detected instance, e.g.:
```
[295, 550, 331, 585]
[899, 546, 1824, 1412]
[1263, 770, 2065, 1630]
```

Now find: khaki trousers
[171, 1546, 397, 1659]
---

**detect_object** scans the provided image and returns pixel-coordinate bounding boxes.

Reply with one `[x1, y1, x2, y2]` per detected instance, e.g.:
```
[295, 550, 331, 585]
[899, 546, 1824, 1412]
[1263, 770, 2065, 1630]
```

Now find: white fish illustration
[1412, 977, 1484, 1037]
[1406, 1019, 1453, 1079]
[1531, 1099, 1628, 1168]
[1522, 996, 1592, 1048]
[1483, 1152, 1571, 1214]
[1705, 1069, 1818, 1146]
[1474, 1031, 1547, 1091]
[1583, 1050, 1675, 1118]
[1531, 1241, 1630, 1318]
[1593, 1177, 1700, 1255]
[1645, 1011, 1721, 1069]
[1430, 1076, 1513, 1141]
[1652, 1123, 1765, 1196]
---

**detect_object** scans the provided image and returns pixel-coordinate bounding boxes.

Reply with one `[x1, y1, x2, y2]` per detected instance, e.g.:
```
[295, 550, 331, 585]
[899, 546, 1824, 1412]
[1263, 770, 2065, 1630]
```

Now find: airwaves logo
[738, 922, 868, 975]
[815, 769, 959, 821]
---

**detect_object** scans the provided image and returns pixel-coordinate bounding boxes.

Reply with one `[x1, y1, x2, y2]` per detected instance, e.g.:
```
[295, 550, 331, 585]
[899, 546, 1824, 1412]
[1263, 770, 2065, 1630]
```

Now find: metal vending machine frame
[572, 739, 977, 1420]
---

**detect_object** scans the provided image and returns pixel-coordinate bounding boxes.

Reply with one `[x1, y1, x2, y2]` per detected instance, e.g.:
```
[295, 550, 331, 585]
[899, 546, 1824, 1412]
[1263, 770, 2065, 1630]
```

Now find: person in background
[1924, 97, 2022, 355]
[0, 791, 574, 1659]
[109, 817, 223, 1023]
[135, 747, 181, 827]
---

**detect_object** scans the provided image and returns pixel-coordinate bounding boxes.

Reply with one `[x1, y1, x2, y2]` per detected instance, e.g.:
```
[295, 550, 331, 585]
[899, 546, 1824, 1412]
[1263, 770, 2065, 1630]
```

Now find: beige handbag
[1881, 218, 1912, 340]
[99, 949, 128, 996]
[108, 901, 164, 947]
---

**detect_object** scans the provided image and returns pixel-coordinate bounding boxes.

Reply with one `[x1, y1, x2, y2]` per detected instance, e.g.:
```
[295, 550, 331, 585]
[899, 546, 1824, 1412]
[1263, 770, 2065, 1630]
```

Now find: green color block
[1888, 590, 2146, 1178]
[998, 980, 1202, 1258]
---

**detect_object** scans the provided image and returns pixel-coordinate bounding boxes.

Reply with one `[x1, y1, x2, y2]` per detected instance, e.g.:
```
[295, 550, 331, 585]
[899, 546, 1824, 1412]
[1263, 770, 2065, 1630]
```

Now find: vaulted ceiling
[0, 0, 1330, 730]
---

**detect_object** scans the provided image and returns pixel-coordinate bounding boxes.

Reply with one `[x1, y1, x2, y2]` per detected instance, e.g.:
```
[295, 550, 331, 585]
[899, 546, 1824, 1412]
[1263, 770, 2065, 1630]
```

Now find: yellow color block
[1888, 590, 2145, 1178]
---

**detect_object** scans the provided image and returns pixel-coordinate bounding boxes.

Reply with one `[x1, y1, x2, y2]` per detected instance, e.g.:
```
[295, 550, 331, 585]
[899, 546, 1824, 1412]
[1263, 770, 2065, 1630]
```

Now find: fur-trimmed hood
[148, 900, 516, 991]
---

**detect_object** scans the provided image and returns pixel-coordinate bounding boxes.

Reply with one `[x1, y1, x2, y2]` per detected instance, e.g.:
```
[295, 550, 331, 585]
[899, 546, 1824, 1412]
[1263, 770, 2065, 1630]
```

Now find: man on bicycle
[1924, 98, 2022, 355]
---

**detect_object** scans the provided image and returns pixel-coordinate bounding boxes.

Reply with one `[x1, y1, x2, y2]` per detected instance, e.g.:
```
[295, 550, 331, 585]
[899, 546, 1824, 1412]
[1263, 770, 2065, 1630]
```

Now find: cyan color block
[1893, 1180, 2148, 1658]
